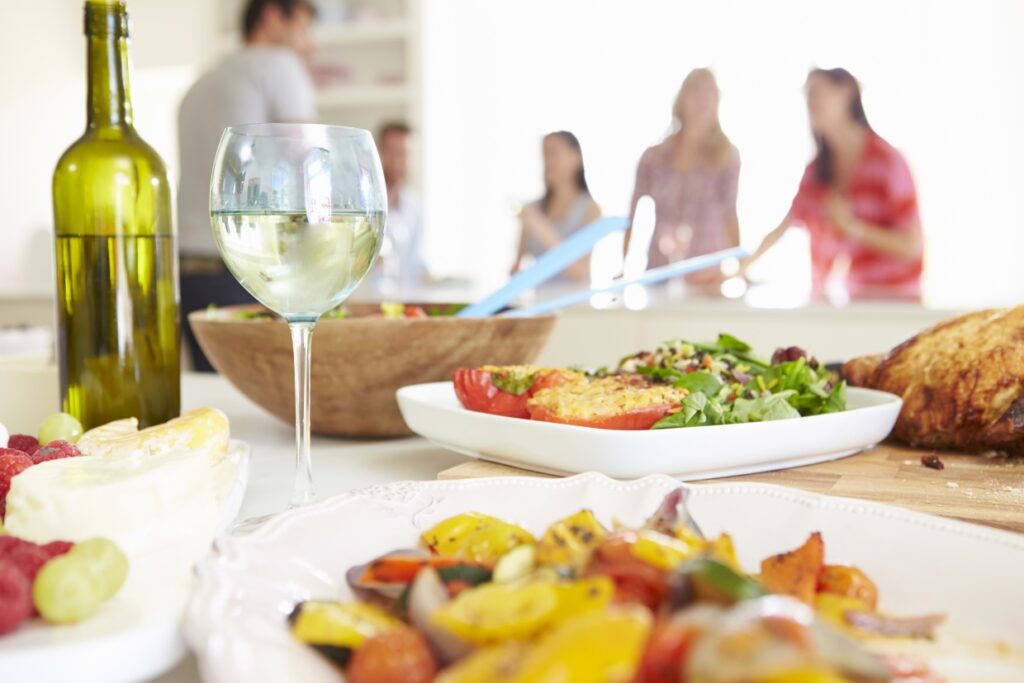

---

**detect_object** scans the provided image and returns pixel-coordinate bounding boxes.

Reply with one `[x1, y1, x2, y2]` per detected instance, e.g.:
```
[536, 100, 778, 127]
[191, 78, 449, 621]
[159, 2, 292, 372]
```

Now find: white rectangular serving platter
[396, 382, 902, 478]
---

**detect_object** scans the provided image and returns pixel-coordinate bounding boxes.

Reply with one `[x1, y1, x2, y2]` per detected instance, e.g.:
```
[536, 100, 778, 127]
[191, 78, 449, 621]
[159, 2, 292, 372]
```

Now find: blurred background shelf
[314, 18, 409, 45]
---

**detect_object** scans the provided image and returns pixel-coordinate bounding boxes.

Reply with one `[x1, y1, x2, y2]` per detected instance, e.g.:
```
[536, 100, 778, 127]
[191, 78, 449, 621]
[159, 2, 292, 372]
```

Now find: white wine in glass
[211, 211, 383, 319]
[210, 124, 386, 515]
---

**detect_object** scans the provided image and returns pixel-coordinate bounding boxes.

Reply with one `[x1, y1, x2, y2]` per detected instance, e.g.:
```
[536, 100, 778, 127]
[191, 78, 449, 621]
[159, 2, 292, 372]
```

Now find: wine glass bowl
[209, 124, 386, 509]
[210, 124, 385, 321]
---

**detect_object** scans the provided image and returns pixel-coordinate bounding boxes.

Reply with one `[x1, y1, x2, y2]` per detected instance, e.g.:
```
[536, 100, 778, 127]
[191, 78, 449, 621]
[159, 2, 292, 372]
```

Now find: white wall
[0, 0, 216, 296]
[421, 0, 1024, 307]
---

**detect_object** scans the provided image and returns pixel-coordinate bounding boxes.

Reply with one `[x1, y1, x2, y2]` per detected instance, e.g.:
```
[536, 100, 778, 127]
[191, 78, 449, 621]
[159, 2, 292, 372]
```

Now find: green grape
[70, 538, 129, 601]
[33, 555, 104, 624]
[38, 412, 84, 445]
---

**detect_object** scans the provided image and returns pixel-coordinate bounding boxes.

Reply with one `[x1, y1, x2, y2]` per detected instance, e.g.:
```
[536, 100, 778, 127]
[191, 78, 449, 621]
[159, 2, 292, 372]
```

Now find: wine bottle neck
[85, 2, 133, 130]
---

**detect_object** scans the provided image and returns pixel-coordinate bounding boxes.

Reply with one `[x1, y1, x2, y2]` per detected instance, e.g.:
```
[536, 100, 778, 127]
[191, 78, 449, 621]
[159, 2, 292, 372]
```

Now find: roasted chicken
[843, 307, 1024, 455]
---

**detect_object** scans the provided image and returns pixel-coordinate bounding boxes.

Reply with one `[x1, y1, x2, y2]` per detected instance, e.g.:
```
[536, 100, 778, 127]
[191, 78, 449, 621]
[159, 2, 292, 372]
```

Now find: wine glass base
[230, 512, 279, 535]
[230, 500, 314, 535]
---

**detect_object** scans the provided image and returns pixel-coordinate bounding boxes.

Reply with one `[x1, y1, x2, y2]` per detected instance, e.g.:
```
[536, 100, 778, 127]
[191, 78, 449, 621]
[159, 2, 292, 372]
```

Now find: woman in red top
[747, 68, 924, 299]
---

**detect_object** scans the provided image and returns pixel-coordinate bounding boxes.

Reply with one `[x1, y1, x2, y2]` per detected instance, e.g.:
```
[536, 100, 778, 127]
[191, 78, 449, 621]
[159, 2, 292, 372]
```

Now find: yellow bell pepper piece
[437, 606, 652, 683]
[431, 581, 559, 644]
[631, 529, 700, 570]
[535, 509, 607, 570]
[289, 601, 399, 649]
[550, 576, 615, 623]
[422, 512, 535, 564]
[759, 669, 854, 683]
[512, 606, 652, 682]
[435, 641, 525, 683]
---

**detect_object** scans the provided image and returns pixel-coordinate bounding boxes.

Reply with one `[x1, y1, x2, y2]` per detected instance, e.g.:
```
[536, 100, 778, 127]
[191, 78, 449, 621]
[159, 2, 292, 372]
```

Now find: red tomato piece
[363, 554, 465, 584]
[634, 616, 702, 683]
[452, 368, 530, 418]
[347, 627, 438, 683]
[452, 368, 576, 419]
[587, 535, 669, 610]
[404, 306, 428, 318]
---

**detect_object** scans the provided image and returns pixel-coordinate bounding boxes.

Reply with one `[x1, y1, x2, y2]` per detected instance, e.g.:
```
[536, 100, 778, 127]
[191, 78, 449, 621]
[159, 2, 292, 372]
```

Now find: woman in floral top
[747, 68, 924, 300]
[625, 69, 741, 281]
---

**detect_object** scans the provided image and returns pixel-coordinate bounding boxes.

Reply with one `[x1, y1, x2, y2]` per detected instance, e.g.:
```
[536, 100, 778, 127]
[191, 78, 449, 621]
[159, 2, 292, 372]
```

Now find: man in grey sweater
[177, 0, 317, 371]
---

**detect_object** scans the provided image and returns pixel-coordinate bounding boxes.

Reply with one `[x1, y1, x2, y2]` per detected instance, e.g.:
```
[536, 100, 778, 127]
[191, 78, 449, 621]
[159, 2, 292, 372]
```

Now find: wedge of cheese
[4, 448, 219, 564]
[76, 407, 230, 462]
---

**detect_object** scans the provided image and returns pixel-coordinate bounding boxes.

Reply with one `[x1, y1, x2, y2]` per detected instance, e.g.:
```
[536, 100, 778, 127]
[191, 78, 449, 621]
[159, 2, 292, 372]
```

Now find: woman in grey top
[625, 69, 740, 285]
[514, 131, 601, 283]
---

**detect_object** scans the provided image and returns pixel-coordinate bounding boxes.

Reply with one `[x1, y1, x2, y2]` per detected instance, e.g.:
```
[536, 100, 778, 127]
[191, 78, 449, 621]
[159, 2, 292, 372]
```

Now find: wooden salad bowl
[188, 304, 557, 437]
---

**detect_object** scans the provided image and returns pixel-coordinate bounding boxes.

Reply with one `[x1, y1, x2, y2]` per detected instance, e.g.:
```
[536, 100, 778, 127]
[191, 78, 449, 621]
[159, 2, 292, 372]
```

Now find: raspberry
[43, 540, 74, 558]
[6, 435, 40, 456]
[5, 543, 53, 616]
[0, 451, 33, 518]
[0, 559, 32, 635]
[0, 536, 34, 557]
[7, 543, 50, 583]
[31, 440, 82, 465]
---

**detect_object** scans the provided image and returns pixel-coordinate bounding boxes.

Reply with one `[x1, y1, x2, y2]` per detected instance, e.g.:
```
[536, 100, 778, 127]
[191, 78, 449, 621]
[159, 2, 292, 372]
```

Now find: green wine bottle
[52, 0, 180, 430]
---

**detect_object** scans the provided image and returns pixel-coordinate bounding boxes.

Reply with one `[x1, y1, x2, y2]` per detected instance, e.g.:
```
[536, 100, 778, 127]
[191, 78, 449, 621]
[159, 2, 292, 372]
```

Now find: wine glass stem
[288, 320, 316, 507]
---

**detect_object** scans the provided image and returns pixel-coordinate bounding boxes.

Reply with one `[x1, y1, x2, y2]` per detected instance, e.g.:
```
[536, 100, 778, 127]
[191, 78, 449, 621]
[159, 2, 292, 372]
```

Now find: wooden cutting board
[438, 443, 1024, 534]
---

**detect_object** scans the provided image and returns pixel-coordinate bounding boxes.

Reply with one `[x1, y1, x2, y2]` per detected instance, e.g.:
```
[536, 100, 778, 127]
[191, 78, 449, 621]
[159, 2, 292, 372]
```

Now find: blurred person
[177, 0, 317, 371]
[514, 131, 601, 283]
[377, 122, 427, 292]
[745, 68, 924, 300]
[624, 68, 740, 286]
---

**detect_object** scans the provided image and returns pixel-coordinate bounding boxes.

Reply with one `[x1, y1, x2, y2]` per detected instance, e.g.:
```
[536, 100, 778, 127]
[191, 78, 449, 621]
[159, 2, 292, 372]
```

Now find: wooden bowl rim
[187, 304, 558, 326]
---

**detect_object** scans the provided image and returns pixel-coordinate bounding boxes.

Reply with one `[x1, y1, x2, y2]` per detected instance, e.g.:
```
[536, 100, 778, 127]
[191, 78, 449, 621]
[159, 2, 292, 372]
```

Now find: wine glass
[210, 123, 385, 512]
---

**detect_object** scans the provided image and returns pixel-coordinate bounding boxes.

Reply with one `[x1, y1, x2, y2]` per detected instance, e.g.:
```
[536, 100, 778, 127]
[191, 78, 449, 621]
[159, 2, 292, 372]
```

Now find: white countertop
[161, 373, 470, 682]
[180, 373, 468, 519]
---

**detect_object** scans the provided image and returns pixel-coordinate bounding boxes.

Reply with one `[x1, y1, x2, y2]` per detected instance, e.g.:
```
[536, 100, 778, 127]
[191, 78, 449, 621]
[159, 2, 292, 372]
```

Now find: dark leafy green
[690, 333, 770, 370]
[729, 392, 801, 422]
[672, 371, 725, 397]
[652, 393, 727, 429]
[678, 557, 767, 601]
[427, 303, 467, 317]
[639, 334, 846, 430]
[754, 357, 846, 416]
[636, 365, 685, 383]
[714, 333, 751, 353]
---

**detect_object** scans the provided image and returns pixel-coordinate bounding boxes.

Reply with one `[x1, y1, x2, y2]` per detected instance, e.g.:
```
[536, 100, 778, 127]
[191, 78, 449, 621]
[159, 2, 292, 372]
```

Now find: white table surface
[155, 373, 470, 682]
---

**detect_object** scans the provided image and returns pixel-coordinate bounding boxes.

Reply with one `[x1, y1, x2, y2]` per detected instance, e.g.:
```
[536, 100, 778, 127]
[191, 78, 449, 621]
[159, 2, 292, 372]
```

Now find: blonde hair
[672, 68, 734, 169]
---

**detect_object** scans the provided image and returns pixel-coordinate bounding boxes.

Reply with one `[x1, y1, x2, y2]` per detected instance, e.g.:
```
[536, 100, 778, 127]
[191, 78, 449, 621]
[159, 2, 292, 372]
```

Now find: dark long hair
[809, 68, 872, 185]
[540, 131, 590, 212]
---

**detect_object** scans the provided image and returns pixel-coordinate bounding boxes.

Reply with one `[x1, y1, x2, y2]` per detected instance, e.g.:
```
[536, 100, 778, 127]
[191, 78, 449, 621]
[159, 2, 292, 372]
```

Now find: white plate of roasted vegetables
[186, 473, 1024, 683]
[397, 335, 902, 478]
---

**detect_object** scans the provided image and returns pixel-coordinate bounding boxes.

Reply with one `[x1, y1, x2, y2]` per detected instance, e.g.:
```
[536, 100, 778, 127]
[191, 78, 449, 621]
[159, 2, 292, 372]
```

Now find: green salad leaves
[626, 334, 846, 430]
